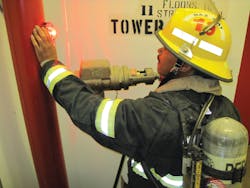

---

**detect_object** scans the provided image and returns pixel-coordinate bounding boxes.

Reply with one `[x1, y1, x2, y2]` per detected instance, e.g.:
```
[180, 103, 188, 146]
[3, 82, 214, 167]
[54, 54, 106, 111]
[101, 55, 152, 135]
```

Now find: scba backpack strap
[141, 94, 215, 188]
[183, 95, 249, 188]
[182, 94, 215, 188]
[202, 162, 246, 183]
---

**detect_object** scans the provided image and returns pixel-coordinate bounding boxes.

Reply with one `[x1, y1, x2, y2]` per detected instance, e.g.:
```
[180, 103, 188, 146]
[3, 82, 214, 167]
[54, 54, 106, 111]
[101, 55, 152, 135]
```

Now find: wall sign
[109, 0, 225, 35]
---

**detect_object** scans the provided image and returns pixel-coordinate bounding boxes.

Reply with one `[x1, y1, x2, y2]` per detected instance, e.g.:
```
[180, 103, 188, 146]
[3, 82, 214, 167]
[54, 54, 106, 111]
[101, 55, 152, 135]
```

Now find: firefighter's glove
[31, 25, 58, 67]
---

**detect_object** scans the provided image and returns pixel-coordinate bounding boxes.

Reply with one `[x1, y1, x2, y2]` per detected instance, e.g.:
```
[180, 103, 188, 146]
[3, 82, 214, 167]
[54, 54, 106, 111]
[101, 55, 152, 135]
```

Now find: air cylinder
[202, 117, 249, 188]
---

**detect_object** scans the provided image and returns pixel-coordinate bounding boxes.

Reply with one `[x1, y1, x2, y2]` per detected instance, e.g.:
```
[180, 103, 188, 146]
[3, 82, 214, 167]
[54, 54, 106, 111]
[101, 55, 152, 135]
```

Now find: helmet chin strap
[159, 59, 185, 86]
[170, 59, 184, 75]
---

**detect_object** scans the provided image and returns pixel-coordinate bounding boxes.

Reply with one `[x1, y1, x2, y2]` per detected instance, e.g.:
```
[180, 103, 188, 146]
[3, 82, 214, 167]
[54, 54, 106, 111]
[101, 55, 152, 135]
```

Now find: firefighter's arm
[40, 61, 164, 159]
[30, 25, 168, 159]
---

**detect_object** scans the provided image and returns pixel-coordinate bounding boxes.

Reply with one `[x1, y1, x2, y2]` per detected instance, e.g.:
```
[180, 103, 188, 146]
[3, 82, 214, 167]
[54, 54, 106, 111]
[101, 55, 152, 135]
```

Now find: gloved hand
[30, 25, 58, 66]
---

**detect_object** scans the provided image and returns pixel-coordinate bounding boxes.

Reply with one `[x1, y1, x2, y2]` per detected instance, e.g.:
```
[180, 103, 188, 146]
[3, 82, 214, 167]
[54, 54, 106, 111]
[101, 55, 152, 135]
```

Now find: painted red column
[2, 1, 69, 187]
[234, 15, 250, 142]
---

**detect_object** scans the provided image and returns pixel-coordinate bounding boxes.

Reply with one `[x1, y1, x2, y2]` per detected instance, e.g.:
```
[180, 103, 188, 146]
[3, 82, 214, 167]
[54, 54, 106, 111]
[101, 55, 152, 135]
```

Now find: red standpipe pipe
[234, 15, 250, 142]
[2, 1, 69, 187]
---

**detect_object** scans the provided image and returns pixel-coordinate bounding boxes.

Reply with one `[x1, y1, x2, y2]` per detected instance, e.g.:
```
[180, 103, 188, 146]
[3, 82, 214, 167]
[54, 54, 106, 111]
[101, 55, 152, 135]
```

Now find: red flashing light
[41, 22, 57, 40]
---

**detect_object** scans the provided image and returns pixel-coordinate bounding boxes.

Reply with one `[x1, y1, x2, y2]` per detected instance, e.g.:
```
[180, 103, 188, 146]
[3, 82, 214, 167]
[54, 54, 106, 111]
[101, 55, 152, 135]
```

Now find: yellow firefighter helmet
[156, 8, 232, 82]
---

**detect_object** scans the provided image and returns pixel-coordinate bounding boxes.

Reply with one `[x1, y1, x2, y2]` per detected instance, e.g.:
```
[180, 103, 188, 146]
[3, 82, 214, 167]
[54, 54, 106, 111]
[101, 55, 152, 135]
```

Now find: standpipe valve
[80, 59, 159, 92]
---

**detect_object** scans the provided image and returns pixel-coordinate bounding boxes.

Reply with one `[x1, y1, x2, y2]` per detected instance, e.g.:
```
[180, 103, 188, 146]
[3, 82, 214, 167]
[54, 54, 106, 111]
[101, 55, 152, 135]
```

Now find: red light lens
[41, 22, 57, 40]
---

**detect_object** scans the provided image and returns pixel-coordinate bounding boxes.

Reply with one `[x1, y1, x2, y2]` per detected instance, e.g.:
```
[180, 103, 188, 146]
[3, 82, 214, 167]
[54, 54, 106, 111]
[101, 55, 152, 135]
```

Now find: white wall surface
[0, 1, 249, 188]
[220, 1, 250, 100]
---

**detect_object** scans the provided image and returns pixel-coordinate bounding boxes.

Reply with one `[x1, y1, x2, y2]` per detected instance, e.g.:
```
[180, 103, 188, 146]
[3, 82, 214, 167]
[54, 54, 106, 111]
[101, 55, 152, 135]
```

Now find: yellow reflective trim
[131, 161, 147, 179]
[95, 98, 123, 138]
[108, 99, 123, 138]
[95, 99, 110, 135]
[43, 65, 65, 86]
[131, 160, 183, 188]
[48, 71, 73, 94]
[151, 169, 183, 188]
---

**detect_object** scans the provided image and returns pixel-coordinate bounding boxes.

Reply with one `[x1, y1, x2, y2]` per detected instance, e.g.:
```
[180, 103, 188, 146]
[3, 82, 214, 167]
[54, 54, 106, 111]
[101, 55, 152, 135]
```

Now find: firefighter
[30, 8, 241, 188]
